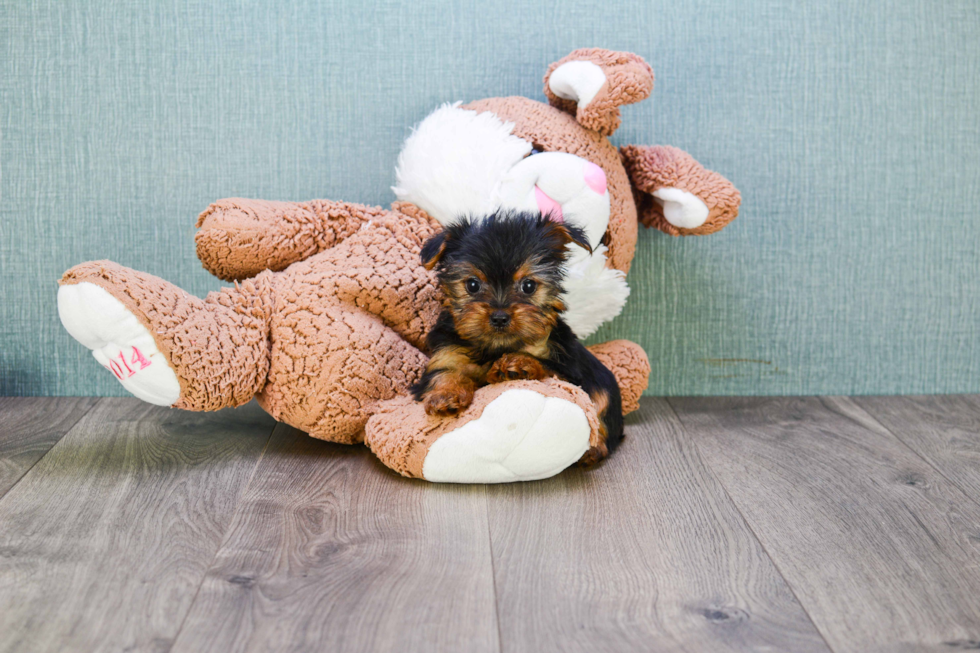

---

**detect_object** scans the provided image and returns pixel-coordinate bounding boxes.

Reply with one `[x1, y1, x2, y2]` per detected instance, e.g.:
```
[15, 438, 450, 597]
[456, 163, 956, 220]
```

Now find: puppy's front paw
[487, 353, 548, 384]
[423, 385, 475, 416]
[577, 444, 608, 468]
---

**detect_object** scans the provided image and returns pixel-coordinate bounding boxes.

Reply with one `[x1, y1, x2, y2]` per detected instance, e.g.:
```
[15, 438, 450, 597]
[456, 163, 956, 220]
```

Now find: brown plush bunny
[58, 48, 739, 483]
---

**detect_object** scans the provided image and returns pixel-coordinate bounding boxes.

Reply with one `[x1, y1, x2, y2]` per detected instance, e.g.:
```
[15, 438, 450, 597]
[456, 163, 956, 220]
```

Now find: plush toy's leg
[364, 378, 601, 483]
[257, 302, 429, 446]
[263, 204, 442, 352]
[58, 261, 273, 410]
[586, 339, 651, 415]
[195, 198, 392, 282]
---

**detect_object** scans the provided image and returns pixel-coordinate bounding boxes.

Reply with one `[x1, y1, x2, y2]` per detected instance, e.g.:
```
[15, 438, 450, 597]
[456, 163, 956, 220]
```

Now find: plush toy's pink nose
[583, 162, 607, 195]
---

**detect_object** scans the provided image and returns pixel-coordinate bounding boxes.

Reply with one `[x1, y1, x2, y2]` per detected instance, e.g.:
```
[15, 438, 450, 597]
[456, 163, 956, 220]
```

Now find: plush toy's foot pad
[58, 281, 180, 406]
[423, 388, 590, 482]
[366, 378, 598, 484]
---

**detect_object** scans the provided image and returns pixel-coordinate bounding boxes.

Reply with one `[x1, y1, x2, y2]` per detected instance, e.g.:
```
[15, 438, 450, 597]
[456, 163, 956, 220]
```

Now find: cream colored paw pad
[58, 282, 180, 406]
[421, 388, 591, 483]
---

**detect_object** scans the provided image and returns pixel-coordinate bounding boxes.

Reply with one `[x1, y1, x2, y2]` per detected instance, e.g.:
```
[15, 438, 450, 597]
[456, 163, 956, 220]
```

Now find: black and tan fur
[411, 211, 625, 464]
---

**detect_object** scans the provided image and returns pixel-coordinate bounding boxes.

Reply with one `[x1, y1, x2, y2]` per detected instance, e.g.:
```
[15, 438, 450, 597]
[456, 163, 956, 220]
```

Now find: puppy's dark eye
[520, 279, 537, 294]
[465, 278, 481, 294]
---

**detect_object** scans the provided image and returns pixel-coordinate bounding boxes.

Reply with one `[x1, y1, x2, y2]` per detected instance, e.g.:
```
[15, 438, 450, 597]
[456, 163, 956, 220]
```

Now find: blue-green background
[2, 0, 978, 397]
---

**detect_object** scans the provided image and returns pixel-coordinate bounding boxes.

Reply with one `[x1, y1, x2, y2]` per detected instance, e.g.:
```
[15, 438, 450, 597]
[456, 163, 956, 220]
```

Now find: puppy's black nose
[490, 311, 511, 328]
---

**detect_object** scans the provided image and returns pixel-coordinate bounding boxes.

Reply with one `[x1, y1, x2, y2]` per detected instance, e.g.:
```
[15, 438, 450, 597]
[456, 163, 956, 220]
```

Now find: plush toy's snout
[496, 151, 611, 249]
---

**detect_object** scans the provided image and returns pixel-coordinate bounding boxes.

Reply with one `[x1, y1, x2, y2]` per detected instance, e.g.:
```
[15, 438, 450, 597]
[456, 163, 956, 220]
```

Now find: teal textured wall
[2, 0, 979, 397]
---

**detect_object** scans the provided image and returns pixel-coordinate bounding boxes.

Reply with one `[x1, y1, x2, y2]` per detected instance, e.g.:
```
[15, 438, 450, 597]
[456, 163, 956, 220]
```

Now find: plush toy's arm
[620, 145, 741, 236]
[361, 341, 649, 483]
[195, 198, 388, 281]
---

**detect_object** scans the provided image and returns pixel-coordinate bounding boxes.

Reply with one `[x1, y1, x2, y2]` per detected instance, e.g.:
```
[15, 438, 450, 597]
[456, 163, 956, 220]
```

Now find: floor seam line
[485, 487, 505, 653]
[663, 396, 841, 653]
[166, 416, 279, 652]
[0, 396, 102, 504]
[834, 396, 980, 513]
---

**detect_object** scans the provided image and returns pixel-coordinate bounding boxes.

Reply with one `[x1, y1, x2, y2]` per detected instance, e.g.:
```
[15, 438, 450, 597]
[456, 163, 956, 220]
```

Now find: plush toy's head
[393, 48, 739, 338]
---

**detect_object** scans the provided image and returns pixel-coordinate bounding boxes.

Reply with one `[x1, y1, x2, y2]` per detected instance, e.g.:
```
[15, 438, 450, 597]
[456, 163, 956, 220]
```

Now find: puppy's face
[445, 257, 562, 350]
[421, 212, 592, 351]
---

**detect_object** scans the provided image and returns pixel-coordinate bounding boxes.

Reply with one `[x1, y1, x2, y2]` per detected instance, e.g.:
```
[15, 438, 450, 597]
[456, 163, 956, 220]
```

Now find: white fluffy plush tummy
[393, 103, 629, 338]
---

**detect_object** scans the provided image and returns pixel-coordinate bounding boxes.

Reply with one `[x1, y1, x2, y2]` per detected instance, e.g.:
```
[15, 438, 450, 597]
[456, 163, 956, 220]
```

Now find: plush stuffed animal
[57, 48, 740, 483]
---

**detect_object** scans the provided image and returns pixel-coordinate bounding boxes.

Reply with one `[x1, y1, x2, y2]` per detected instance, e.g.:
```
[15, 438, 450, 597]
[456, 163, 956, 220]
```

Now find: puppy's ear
[544, 220, 593, 256]
[563, 223, 594, 255]
[543, 49, 654, 137]
[420, 231, 448, 270]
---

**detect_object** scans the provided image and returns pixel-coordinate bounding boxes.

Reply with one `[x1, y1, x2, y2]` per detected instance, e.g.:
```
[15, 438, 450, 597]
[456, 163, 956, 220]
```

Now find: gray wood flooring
[0, 395, 977, 652]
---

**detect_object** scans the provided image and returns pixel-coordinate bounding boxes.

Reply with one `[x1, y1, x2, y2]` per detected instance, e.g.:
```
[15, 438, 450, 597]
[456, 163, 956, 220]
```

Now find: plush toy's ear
[620, 145, 741, 236]
[543, 48, 654, 137]
[420, 231, 448, 270]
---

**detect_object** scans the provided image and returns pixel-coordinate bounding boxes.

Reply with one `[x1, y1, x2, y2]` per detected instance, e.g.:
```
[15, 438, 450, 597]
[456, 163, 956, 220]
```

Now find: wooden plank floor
[0, 396, 977, 652]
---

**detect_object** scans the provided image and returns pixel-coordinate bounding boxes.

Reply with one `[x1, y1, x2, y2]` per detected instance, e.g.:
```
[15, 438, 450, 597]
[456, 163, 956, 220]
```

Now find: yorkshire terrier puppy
[412, 211, 624, 464]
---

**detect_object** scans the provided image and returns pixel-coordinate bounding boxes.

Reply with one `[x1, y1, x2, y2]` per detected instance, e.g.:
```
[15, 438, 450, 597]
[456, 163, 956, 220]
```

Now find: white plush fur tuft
[393, 103, 531, 225]
[560, 244, 630, 339]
